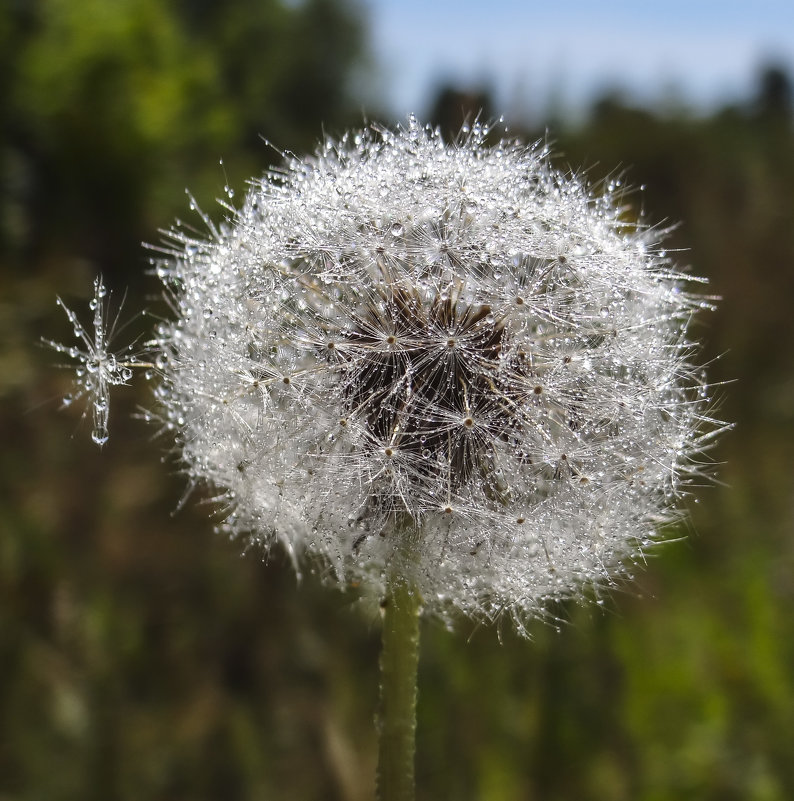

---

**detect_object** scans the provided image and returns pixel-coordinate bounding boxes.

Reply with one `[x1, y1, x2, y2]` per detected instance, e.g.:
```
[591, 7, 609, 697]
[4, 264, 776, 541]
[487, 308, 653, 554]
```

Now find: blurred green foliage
[1, 3, 793, 799]
[0, 0, 366, 279]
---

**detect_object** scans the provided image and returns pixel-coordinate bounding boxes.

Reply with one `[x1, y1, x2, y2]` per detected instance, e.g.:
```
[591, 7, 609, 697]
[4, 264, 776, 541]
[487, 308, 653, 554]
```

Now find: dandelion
[147, 117, 717, 627]
[50, 117, 724, 801]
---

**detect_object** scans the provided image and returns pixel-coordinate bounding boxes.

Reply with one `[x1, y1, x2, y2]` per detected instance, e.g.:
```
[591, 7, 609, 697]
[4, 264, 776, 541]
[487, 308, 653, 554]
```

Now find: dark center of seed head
[343, 287, 522, 499]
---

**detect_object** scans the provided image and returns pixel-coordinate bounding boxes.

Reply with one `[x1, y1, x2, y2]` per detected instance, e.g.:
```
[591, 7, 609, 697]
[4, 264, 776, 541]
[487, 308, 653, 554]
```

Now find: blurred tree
[0, 0, 366, 281]
[427, 84, 494, 142]
[753, 64, 792, 124]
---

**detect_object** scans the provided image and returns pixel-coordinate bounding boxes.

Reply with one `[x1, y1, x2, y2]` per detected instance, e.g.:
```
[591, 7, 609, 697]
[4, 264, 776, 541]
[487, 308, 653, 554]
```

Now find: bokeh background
[2, 1, 793, 799]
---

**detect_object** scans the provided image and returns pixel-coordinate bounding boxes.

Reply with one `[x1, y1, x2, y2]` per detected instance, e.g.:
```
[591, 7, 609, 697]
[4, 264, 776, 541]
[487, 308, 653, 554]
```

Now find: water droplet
[390, 222, 404, 236]
[91, 426, 109, 446]
[599, 306, 610, 318]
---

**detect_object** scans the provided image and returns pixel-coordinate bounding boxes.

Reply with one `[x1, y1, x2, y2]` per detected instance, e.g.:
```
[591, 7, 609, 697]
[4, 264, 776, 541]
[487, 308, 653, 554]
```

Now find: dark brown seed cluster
[339, 281, 524, 495]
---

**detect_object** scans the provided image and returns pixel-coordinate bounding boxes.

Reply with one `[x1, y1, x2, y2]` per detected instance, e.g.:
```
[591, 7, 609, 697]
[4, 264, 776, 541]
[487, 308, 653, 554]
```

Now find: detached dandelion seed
[44, 276, 145, 446]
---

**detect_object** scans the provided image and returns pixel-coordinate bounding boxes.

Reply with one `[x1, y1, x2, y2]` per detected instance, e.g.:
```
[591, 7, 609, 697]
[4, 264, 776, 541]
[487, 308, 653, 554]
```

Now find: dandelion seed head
[147, 117, 720, 628]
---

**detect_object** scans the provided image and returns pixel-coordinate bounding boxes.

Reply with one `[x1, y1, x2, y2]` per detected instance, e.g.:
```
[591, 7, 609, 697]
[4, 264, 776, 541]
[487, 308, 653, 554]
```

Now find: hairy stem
[376, 575, 422, 801]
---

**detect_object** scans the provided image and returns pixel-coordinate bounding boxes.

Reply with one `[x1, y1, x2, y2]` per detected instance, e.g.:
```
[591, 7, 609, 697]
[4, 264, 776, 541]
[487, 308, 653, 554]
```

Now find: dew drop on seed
[91, 426, 109, 445]
[599, 306, 610, 318]
[391, 222, 404, 236]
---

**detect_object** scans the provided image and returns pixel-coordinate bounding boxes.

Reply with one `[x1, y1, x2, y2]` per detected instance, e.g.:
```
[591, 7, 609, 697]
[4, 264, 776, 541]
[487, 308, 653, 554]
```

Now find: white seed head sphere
[154, 118, 713, 629]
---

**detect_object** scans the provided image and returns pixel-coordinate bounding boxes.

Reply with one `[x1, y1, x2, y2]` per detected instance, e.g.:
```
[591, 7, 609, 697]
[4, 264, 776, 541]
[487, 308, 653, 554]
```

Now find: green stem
[376, 576, 422, 801]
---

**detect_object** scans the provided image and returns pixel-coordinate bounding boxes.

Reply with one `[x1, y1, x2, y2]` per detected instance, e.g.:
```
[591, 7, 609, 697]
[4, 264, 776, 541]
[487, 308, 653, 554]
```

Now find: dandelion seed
[44, 276, 145, 446]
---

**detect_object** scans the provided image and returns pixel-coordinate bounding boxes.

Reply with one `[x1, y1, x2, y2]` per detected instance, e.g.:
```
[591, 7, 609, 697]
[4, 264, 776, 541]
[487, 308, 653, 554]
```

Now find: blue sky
[362, 0, 794, 120]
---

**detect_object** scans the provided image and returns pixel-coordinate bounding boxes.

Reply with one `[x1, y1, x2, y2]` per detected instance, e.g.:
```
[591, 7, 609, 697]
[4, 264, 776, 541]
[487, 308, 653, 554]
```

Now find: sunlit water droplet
[91, 426, 109, 446]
